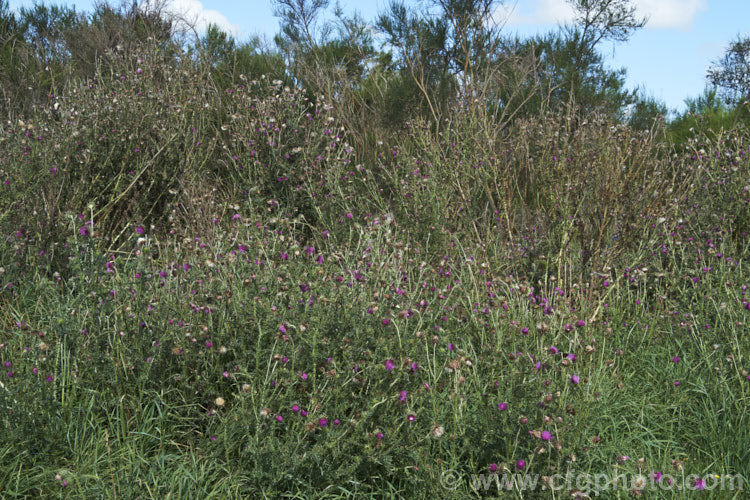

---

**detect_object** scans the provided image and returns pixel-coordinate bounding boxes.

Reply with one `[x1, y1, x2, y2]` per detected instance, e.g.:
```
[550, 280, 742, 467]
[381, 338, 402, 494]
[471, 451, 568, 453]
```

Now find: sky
[7, 0, 750, 113]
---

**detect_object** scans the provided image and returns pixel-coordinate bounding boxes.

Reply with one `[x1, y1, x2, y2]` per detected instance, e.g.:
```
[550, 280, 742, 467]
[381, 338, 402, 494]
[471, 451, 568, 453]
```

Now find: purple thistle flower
[498, 402, 507, 411]
[570, 374, 580, 385]
[384, 359, 395, 371]
[541, 430, 552, 441]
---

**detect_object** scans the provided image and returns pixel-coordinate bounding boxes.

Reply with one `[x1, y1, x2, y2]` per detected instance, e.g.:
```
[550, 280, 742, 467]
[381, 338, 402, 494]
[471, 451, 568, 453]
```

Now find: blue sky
[8, 0, 750, 113]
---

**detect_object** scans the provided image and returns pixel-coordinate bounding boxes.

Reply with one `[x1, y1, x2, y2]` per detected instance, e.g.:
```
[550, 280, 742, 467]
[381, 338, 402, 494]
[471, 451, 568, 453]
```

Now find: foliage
[707, 34, 750, 106]
[668, 87, 741, 146]
[564, 0, 647, 49]
[504, 29, 635, 119]
[2, 1, 750, 497]
[376, 0, 505, 126]
[627, 92, 668, 132]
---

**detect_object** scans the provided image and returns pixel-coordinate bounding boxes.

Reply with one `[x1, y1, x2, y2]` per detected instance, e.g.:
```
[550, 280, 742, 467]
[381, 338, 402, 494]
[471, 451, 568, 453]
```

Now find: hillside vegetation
[1, 1, 749, 497]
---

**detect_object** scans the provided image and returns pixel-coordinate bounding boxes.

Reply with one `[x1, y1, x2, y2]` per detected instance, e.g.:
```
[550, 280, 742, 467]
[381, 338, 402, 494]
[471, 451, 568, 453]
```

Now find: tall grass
[1, 41, 749, 498]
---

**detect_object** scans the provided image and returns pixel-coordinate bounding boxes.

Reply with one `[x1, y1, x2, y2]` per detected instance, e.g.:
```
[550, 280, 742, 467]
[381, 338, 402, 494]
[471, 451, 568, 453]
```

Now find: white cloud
[163, 0, 243, 39]
[497, 0, 707, 30]
[633, 0, 706, 29]
[492, 3, 518, 25]
[534, 0, 577, 25]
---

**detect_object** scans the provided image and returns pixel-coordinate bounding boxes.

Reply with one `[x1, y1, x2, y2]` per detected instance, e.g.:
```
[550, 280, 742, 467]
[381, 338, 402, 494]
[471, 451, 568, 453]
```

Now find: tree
[0, 0, 16, 38]
[18, 1, 81, 67]
[273, 0, 331, 50]
[235, 37, 288, 84]
[559, 0, 646, 116]
[201, 23, 235, 68]
[668, 87, 739, 146]
[272, 0, 377, 104]
[707, 35, 750, 106]
[565, 0, 647, 53]
[627, 92, 667, 132]
[506, 28, 634, 119]
[376, 0, 506, 125]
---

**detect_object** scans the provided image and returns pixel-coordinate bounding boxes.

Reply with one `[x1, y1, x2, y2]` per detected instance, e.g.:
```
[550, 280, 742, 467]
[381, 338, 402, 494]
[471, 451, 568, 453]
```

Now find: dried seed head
[430, 423, 444, 438]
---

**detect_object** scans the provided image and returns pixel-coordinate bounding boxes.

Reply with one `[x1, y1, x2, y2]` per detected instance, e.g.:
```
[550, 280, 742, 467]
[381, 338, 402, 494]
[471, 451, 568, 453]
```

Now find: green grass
[1, 41, 749, 499]
[1, 208, 748, 498]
